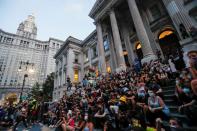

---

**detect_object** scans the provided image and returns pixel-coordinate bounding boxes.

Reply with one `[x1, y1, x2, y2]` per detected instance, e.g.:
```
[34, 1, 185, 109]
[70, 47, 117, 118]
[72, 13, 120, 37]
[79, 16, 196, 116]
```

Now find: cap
[119, 96, 126, 103]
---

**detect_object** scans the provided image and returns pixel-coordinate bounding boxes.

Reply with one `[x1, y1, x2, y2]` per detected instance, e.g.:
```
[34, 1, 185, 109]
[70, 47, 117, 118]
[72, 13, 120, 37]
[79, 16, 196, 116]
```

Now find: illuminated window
[106, 61, 111, 73]
[74, 70, 78, 82]
[96, 68, 99, 76]
[159, 30, 173, 39]
[107, 66, 111, 73]
[136, 42, 142, 49]
[123, 51, 128, 56]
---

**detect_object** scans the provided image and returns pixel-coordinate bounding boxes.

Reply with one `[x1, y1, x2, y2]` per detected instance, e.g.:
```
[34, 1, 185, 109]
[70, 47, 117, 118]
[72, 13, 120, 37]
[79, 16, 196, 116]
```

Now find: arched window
[135, 41, 142, 50]
[159, 30, 173, 39]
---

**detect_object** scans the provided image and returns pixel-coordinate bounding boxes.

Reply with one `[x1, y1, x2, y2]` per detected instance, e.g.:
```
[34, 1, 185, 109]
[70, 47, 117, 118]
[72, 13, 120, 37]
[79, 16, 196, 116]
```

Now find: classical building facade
[53, 36, 82, 99]
[53, 0, 197, 101]
[89, 0, 197, 73]
[0, 15, 64, 102]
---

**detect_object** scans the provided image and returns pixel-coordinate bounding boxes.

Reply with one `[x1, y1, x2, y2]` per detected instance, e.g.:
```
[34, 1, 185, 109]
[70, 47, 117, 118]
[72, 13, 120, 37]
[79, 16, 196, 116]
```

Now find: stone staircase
[162, 80, 189, 126]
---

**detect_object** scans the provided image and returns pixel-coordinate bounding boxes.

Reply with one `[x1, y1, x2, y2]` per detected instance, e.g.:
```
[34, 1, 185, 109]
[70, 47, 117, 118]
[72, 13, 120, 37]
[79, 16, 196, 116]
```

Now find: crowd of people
[0, 50, 197, 131]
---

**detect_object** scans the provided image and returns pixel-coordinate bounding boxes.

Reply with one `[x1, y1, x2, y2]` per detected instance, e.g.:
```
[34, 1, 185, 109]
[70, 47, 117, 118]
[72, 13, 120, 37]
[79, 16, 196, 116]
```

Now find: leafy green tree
[30, 82, 42, 100]
[42, 72, 54, 101]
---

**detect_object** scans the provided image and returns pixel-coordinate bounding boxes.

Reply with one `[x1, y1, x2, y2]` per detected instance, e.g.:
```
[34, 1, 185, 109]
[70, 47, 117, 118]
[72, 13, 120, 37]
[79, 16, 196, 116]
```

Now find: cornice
[0, 28, 64, 44]
[89, 0, 121, 21]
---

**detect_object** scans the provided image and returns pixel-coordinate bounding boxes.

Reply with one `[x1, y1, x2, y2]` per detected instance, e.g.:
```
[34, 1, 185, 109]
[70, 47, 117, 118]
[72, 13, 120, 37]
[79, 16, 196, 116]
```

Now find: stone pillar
[162, 0, 197, 65]
[62, 56, 65, 85]
[88, 48, 92, 66]
[127, 0, 157, 63]
[108, 31, 118, 72]
[95, 21, 107, 74]
[162, 0, 195, 38]
[120, 22, 135, 65]
[109, 9, 126, 71]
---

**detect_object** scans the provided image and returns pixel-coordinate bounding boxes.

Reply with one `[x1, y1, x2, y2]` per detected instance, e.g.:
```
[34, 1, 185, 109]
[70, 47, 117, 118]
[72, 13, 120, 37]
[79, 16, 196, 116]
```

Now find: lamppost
[18, 61, 34, 103]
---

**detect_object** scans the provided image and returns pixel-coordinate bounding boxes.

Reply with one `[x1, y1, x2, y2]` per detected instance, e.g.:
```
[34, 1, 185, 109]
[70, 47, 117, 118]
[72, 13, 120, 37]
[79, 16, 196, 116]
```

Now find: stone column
[108, 31, 118, 72]
[88, 48, 92, 66]
[162, 0, 195, 38]
[95, 21, 107, 74]
[120, 22, 135, 65]
[109, 9, 126, 71]
[62, 56, 65, 85]
[127, 0, 157, 63]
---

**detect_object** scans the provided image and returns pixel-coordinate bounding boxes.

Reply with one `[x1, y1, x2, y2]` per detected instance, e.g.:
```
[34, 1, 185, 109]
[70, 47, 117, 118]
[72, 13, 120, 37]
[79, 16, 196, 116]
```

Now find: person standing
[168, 56, 177, 78]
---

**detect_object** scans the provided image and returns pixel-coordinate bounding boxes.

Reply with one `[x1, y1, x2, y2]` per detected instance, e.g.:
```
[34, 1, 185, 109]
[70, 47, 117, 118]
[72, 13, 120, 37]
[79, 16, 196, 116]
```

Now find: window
[84, 51, 89, 62]
[3, 37, 7, 43]
[92, 45, 98, 58]
[106, 60, 111, 73]
[20, 40, 23, 46]
[7, 38, 11, 43]
[53, 43, 55, 48]
[150, 5, 161, 21]
[103, 36, 109, 51]
[26, 42, 29, 47]
[74, 70, 79, 83]
[0, 36, 3, 42]
[74, 53, 79, 63]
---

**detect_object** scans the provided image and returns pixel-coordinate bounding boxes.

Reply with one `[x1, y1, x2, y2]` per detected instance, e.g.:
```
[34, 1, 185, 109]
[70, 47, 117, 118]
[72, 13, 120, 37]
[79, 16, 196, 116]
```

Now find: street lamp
[18, 61, 34, 103]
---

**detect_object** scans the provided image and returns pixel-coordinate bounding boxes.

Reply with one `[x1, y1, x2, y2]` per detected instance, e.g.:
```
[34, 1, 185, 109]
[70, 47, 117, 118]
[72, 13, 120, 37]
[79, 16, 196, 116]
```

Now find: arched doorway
[135, 41, 143, 60]
[158, 28, 185, 70]
[123, 50, 130, 67]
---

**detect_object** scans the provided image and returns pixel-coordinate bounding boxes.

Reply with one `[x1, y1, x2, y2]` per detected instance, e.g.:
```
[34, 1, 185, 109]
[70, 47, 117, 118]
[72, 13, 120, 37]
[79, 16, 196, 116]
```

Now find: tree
[30, 82, 42, 100]
[42, 72, 54, 101]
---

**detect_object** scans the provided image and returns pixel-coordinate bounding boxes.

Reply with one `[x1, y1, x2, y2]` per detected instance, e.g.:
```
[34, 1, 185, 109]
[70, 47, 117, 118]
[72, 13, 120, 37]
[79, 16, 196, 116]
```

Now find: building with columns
[53, 0, 197, 101]
[89, 0, 197, 73]
[0, 15, 64, 102]
[53, 36, 82, 99]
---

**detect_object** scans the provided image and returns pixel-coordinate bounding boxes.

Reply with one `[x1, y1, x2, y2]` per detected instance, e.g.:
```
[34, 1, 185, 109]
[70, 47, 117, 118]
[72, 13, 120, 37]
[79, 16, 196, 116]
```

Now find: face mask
[138, 93, 145, 98]
[149, 92, 155, 97]
[84, 114, 88, 121]
[176, 80, 179, 85]
[183, 88, 190, 94]
[170, 125, 177, 128]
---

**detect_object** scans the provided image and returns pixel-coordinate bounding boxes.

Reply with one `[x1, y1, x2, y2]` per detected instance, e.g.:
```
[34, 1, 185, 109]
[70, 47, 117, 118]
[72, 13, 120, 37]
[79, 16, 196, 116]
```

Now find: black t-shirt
[119, 114, 129, 128]
[119, 103, 129, 112]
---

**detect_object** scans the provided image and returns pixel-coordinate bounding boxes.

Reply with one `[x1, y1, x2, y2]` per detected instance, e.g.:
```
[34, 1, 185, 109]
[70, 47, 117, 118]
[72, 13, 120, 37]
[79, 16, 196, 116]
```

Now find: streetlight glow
[29, 68, 35, 73]
[18, 66, 22, 72]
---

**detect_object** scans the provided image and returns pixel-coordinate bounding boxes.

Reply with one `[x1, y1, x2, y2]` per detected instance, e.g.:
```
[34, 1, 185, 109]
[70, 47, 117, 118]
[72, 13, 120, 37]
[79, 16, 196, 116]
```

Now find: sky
[0, 0, 96, 41]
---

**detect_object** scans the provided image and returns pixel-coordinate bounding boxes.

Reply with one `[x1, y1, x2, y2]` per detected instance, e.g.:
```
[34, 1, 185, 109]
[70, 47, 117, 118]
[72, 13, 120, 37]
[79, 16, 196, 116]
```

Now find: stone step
[170, 113, 188, 122]
[168, 106, 178, 113]
[163, 95, 175, 98]
[164, 99, 177, 106]
[162, 90, 175, 95]
[162, 85, 175, 90]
